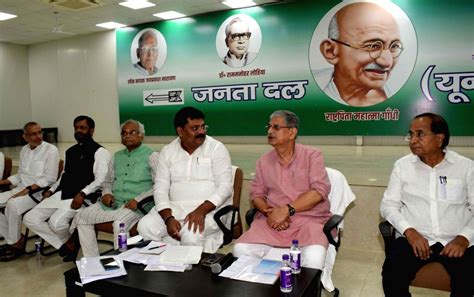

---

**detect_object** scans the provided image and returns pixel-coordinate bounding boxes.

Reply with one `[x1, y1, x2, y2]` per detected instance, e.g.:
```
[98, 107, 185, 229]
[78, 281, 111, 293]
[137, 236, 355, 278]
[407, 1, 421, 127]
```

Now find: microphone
[210, 253, 234, 274]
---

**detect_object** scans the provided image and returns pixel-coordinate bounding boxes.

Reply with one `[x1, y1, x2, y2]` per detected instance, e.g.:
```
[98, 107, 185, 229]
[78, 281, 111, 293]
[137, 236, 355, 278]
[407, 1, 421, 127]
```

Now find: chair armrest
[136, 196, 154, 215]
[323, 214, 343, 250]
[245, 208, 258, 227]
[379, 221, 396, 256]
[28, 187, 50, 204]
[379, 221, 394, 237]
[213, 205, 238, 246]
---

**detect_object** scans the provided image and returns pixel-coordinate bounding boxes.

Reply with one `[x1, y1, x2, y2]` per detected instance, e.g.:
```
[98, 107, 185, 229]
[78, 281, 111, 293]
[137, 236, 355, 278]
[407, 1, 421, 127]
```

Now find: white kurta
[138, 136, 232, 253]
[23, 146, 110, 249]
[0, 141, 59, 244]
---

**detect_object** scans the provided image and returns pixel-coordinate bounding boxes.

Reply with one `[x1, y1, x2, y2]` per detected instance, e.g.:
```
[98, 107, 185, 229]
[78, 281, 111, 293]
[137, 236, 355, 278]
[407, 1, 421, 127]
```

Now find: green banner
[117, 0, 473, 136]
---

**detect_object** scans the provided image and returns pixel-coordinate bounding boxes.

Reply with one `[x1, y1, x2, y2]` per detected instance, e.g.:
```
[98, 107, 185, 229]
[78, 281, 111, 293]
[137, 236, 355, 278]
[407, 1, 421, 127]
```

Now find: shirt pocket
[446, 179, 465, 203]
[196, 157, 212, 180]
[30, 160, 45, 176]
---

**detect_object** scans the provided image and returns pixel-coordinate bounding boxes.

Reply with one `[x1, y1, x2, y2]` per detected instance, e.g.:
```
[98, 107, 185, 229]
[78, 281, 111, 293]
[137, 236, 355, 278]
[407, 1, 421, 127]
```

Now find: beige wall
[28, 31, 121, 142]
[0, 42, 31, 129]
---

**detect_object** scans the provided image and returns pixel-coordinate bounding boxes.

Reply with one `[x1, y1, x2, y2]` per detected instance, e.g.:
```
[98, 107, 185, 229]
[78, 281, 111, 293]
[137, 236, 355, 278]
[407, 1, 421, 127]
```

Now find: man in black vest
[24, 115, 110, 261]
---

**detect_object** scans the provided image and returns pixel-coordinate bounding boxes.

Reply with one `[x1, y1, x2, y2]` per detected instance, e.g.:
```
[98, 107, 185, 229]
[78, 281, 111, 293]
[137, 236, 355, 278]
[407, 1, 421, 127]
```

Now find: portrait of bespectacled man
[309, 0, 417, 107]
[216, 14, 262, 68]
[130, 28, 168, 76]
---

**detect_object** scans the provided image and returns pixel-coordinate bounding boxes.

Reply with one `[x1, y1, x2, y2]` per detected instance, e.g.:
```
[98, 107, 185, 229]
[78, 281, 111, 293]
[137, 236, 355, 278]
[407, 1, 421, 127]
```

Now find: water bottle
[280, 254, 292, 293]
[118, 222, 127, 252]
[35, 238, 43, 266]
[290, 239, 301, 274]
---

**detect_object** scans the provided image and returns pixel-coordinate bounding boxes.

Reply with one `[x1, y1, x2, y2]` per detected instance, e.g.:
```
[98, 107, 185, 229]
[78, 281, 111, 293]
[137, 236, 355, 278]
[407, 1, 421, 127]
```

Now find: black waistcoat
[57, 139, 102, 200]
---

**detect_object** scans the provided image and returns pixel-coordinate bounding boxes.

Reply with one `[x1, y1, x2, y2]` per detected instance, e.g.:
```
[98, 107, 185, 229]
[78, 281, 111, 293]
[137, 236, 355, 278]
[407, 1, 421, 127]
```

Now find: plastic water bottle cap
[119, 223, 125, 228]
[292, 239, 298, 245]
[282, 254, 289, 260]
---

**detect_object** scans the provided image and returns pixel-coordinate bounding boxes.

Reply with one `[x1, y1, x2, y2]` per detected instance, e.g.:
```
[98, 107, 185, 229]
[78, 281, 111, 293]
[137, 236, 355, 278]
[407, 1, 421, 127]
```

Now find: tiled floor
[2, 142, 471, 296]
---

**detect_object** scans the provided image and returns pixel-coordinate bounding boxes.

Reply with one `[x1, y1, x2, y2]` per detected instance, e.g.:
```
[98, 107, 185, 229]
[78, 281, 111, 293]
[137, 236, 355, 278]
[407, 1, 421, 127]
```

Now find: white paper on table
[127, 235, 143, 245]
[144, 260, 188, 272]
[75, 256, 127, 284]
[159, 245, 203, 265]
[139, 241, 167, 255]
[263, 247, 289, 262]
[219, 255, 279, 285]
[116, 247, 156, 265]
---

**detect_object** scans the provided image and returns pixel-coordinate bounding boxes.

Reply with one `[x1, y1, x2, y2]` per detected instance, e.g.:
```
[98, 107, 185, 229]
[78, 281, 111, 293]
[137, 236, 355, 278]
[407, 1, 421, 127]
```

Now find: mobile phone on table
[201, 253, 225, 267]
[100, 257, 120, 270]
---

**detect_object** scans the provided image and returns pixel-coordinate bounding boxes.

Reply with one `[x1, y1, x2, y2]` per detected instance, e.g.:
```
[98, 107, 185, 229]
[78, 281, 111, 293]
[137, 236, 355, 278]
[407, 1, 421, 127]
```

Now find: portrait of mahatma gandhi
[310, 1, 416, 107]
[216, 15, 261, 68]
[133, 30, 159, 76]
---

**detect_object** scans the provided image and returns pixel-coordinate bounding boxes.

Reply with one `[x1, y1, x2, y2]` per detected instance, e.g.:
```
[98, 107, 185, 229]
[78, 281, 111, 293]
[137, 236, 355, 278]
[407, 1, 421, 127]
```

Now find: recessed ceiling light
[222, 0, 256, 9]
[0, 12, 17, 21]
[153, 11, 186, 20]
[96, 22, 127, 29]
[119, 0, 155, 10]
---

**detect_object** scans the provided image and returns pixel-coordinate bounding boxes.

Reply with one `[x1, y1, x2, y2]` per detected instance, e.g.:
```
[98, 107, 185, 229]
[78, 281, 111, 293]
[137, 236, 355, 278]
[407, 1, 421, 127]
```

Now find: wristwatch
[287, 204, 296, 216]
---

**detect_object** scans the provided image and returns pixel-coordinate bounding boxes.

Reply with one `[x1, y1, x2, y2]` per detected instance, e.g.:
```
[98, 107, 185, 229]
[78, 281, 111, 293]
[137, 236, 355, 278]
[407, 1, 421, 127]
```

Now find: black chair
[379, 221, 451, 292]
[214, 166, 244, 246]
[0, 155, 12, 192]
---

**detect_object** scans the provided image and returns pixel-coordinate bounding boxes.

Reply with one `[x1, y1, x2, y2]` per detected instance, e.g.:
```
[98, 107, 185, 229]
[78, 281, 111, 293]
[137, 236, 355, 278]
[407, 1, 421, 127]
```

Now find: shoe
[0, 246, 23, 262]
[62, 231, 80, 262]
[59, 243, 69, 257]
[62, 247, 79, 262]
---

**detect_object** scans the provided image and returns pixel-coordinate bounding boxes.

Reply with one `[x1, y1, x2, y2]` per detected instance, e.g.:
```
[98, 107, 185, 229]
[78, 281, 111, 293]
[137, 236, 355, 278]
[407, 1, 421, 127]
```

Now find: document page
[159, 245, 203, 265]
[219, 255, 279, 285]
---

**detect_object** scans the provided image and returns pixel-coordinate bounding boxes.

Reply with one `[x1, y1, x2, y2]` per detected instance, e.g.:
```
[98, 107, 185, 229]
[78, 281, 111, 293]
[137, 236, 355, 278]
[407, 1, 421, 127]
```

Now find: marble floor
[2, 142, 472, 297]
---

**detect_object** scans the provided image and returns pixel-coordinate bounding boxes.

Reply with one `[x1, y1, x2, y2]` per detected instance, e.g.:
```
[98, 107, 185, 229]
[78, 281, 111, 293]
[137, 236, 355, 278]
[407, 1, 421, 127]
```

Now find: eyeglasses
[189, 125, 209, 132]
[331, 39, 403, 60]
[138, 46, 158, 54]
[121, 130, 140, 137]
[264, 124, 292, 131]
[26, 131, 43, 137]
[229, 32, 251, 42]
[404, 132, 437, 141]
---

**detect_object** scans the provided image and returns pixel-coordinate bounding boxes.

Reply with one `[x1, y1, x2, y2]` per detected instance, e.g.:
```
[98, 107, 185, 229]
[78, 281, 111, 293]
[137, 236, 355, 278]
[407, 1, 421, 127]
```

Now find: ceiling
[0, 0, 280, 45]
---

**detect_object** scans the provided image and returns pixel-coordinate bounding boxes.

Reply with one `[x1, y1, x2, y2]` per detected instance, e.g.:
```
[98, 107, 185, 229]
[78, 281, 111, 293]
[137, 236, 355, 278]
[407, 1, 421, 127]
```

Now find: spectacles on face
[26, 130, 43, 137]
[404, 132, 437, 142]
[265, 124, 292, 131]
[189, 125, 209, 132]
[331, 39, 403, 60]
[229, 32, 251, 42]
[121, 130, 140, 137]
[139, 46, 158, 54]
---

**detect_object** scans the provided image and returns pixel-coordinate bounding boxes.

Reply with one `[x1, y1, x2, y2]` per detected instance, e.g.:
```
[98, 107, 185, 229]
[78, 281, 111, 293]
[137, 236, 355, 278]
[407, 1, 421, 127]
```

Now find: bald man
[314, 2, 403, 107]
[222, 17, 257, 67]
[134, 30, 159, 76]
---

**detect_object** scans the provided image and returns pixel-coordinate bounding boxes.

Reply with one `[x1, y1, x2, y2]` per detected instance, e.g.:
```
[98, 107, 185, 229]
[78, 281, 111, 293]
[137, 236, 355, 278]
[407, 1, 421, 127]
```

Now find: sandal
[0, 246, 23, 262]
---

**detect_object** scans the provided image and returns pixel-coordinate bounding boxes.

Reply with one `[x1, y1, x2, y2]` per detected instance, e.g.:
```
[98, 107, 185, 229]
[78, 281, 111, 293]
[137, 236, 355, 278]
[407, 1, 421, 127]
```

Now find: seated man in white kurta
[0, 122, 59, 261]
[23, 115, 110, 262]
[138, 107, 233, 253]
